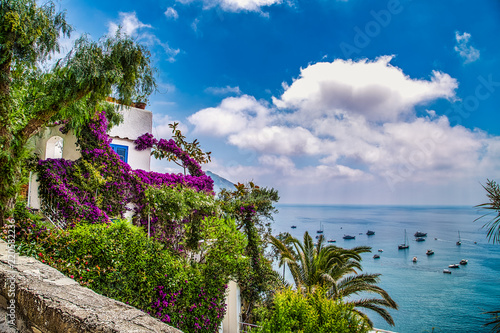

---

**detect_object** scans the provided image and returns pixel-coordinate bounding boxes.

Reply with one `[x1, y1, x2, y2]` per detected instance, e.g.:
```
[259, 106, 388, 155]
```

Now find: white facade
[222, 281, 241, 333]
[27, 105, 153, 209]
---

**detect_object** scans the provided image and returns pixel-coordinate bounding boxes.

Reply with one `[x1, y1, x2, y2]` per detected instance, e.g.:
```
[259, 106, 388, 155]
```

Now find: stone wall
[0, 240, 182, 333]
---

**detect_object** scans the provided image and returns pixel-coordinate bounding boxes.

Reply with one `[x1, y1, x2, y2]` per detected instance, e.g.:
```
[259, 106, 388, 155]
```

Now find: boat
[366, 230, 375, 235]
[343, 234, 355, 240]
[327, 239, 336, 243]
[373, 254, 380, 259]
[291, 225, 297, 229]
[415, 237, 426, 242]
[398, 229, 409, 250]
[414, 231, 427, 237]
[315, 235, 320, 239]
[378, 249, 384, 252]
[460, 259, 468, 265]
[412, 256, 418, 262]
[317, 222, 324, 234]
[443, 269, 452, 274]
[456, 231, 461, 246]
[449, 264, 459, 268]
[426, 249, 434, 255]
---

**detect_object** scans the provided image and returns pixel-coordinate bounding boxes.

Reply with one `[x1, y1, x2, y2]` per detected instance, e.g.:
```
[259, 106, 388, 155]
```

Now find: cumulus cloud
[165, 7, 179, 20]
[454, 31, 480, 64]
[189, 56, 500, 196]
[273, 56, 458, 122]
[108, 12, 180, 62]
[177, 0, 283, 12]
[188, 95, 272, 136]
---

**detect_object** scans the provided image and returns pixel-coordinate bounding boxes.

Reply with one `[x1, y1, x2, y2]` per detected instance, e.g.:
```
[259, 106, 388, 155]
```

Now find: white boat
[327, 239, 336, 243]
[426, 249, 434, 255]
[378, 249, 384, 252]
[412, 256, 418, 262]
[398, 229, 409, 250]
[460, 259, 468, 265]
[443, 269, 452, 274]
[449, 264, 459, 268]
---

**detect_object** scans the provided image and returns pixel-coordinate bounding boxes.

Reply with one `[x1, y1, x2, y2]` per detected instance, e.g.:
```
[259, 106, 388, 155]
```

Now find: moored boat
[449, 264, 459, 268]
[398, 229, 409, 250]
[443, 269, 452, 274]
[291, 225, 297, 229]
[327, 239, 336, 243]
[460, 259, 468, 265]
[426, 249, 434, 255]
[367, 230, 375, 235]
[414, 231, 427, 237]
[415, 237, 426, 242]
[412, 256, 418, 262]
[343, 234, 355, 240]
[373, 254, 380, 259]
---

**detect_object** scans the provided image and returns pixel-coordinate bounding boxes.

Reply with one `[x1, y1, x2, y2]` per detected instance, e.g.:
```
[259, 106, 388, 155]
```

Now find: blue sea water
[271, 204, 500, 333]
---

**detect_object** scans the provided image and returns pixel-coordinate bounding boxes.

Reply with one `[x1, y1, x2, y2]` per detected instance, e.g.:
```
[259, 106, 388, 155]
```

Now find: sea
[271, 204, 500, 333]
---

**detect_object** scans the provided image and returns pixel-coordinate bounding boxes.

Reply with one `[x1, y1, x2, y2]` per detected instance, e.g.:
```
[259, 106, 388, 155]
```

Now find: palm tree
[476, 179, 500, 332]
[269, 231, 398, 327]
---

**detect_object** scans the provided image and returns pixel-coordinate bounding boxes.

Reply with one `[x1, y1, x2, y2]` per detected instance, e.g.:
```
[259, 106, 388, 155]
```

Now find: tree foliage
[257, 288, 370, 333]
[0, 0, 156, 224]
[476, 179, 500, 332]
[270, 232, 398, 327]
[475, 179, 500, 244]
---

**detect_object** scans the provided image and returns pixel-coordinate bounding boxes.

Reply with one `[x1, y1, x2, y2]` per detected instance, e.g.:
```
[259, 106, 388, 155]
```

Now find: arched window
[45, 136, 64, 159]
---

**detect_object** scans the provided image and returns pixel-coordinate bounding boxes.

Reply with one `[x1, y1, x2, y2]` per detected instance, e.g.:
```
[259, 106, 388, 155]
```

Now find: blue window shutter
[110, 144, 129, 163]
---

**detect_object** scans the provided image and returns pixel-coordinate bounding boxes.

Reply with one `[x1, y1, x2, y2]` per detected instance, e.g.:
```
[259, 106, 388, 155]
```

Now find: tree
[270, 231, 398, 327]
[475, 179, 500, 244]
[217, 182, 281, 324]
[0, 0, 156, 225]
[476, 179, 500, 332]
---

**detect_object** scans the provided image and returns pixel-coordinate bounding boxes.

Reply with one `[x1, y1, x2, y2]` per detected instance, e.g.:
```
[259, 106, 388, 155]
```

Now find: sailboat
[398, 229, 409, 250]
[456, 231, 461, 246]
[317, 222, 323, 234]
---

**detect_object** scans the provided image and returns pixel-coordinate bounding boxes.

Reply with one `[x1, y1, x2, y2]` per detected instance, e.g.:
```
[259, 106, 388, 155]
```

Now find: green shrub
[10, 216, 244, 332]
[257, 288, 370, 333]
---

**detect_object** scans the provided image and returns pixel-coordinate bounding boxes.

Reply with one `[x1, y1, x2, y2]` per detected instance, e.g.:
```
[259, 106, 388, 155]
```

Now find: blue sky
[59, 0, 500, 205]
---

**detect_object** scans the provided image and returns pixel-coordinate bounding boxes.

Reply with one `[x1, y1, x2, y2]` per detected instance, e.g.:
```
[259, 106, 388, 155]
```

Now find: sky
[57, 0, 500, 205]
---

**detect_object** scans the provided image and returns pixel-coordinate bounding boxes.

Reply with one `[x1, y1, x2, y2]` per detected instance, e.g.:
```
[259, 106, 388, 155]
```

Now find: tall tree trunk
[0, 55, 15, 227]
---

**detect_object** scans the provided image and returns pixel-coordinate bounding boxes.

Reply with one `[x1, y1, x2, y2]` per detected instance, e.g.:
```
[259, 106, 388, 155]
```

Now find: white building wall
[108, 106, 153, 141]
[222, 281, 240, 333]
[110, 137, 151, 171]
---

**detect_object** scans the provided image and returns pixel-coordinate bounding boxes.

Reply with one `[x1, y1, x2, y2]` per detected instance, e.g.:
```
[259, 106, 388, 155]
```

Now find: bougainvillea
[36, 111, 213, 232]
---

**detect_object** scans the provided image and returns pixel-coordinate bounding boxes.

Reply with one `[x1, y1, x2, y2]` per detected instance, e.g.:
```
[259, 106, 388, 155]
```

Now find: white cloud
[108, 12, 180, 62]
[177, 0, 282, 12]
[205, 85, 242, 95]
[228, 126, 325, 155]
[165, 7, 179, 20]
[152, 114, 188, 139]
[188, 95, 272, 136]
[188, 56, 500, 202]
[273, 56, 458, 122]
[454, 31, 480, 64]
[108, 12, 152, 37]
